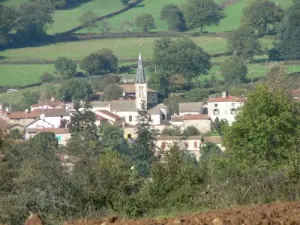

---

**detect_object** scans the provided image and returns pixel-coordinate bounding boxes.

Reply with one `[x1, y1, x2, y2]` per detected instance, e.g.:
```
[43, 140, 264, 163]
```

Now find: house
[156, 136, 204, 160]
[170, 114, 212, 133]
[26, 128, 71, 145]
[91, 54, 169, 126]
[6, 110, 40, 127]
[179, 102, 207, 115]
[207, 91, 247, 125]
[30, 98, 65, 111]
[95, 110, 123, 126]
[25, 108, 70, 129]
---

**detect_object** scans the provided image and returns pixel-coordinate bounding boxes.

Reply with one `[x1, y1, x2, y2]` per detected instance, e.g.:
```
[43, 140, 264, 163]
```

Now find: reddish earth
[64, 201, 300, 225]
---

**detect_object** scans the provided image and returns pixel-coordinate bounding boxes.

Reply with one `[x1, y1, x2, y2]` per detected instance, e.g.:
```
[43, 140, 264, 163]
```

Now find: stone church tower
[135, 53, 147, 110]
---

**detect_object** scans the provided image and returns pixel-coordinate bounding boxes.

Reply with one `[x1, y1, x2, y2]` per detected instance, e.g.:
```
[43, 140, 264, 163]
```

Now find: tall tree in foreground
[223, 85, 300, 169]
[160, 4, 186, 31]
[132, 100, 157, 177]
[183, 0, 223, 32]
[227, 26, 261, 60]
[242, 0, 284, 36]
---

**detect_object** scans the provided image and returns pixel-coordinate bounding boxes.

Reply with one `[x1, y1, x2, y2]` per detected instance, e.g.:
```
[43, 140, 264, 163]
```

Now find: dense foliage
[220, 56, 248, 84]
[55, 57, 77, 77]
[135, 14, 156, 32]
[59, 79, 94, 102]
[160, 4, 186, 31]
[153, 37, 211, 79]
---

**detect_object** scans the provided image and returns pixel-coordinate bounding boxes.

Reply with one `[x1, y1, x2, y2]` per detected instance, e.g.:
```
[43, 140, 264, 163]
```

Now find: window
[231, 103, 235, 107]
[161, 113, 166, 120]
[213, 109, 219, 115]
[161, 142, 166, 149]
[127, 134, 132, 139]
[184, 142, 189, 148]
[231, 108, 236, 115]
[214, 103, 218, 107]
[194, 141, 197, 148]
[129, 115, 133, 122]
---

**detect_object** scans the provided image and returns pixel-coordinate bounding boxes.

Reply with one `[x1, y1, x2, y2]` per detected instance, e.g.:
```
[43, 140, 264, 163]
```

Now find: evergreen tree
[132, 100, 157, 176]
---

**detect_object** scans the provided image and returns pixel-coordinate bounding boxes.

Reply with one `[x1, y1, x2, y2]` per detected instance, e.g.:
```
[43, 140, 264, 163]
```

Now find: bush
[40, 72, 55, 83]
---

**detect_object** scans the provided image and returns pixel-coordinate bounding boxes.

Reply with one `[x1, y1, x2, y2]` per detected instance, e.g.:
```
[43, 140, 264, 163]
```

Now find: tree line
[1, 74, 300, 224]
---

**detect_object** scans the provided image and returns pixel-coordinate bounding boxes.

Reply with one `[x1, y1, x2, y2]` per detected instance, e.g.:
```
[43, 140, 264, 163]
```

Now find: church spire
[135, 53, 146, 84]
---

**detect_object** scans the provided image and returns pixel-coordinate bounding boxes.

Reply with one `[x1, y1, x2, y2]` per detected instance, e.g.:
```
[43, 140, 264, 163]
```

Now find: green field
[0, 36, 228, 61]
[0, 64, 56, 86]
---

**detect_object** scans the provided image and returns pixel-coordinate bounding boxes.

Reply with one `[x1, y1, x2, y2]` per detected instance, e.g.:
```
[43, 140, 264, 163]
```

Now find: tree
[40, 72, 55, 83]
[91, 75, 121, 92]
[59, 79, 94, 102]
[227, 26, 261, 60]
[184, 88, 209, 102]
[132, 100, 157, 177]
[153, 37, 211, 79]
[54, 57, 77, 77]
[29, 132, 58, 152]
[78, 10, 98, 32]
[183, 0, 223, 32]
[220, 56, 248, 84]
[0, 5, 17, 46]
[103, 84, 123, 101]
[242, 0, 284, 35]
[160, 4, 186, 31]
[223, 85, 300, 168]
[277, 3, 300, 60]
[266, 64, 289, 94]
[135, 14, 156, 32]
[120, 0, 130, 5]
[8, 129, 22, 140]
[99, 19, 111, 33]
[16, 0, 54, 40]
[81, 49, 118, 75]
[183, 126, 200, 136]
[161, 126, 182, 136]
[163, 94, 182, 115]
[121, 20, 135, 33]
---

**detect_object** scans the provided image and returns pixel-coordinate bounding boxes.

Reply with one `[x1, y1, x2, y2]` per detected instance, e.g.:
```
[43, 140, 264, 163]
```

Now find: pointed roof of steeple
[135, 53, 146, 84]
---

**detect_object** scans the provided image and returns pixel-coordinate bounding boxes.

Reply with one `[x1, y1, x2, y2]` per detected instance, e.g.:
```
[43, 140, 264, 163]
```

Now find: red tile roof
[203, 136, 222, 144]
[7, 110, 40, 119]
[97, 110, 122, 120]
[96, 115, 107, 121]
[183, 114, 209, 120]
[208, 95, 247, 103]
[31, 100, 64, 108]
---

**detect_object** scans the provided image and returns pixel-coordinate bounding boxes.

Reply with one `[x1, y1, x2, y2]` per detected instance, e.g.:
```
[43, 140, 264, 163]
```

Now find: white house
[170, 114, 212, 134]
[207, 91, 247, 125]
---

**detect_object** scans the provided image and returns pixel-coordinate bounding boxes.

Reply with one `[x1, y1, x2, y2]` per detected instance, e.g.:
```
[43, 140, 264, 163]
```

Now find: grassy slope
[0, 36, 228, 61]
[0, 64, 56, 86]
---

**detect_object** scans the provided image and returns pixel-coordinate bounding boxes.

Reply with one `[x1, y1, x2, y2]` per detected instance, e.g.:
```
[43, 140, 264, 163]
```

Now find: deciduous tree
[160, 4, 186, 31]
[220, 56, 248, 84]
[135, 14, 156, 32]
[227, 26, 261, 60]
[81, 49, 118, 75]
[0, 5, 17, 46]
[103, 84, 123, 101]
[183, 0, 223, 32]
[242, 0, 284, 35]
[153, 37, 211, 79]
[59, 79, 94, 102]
[78, 10, 98, 32]
[55, 57, 77, 77]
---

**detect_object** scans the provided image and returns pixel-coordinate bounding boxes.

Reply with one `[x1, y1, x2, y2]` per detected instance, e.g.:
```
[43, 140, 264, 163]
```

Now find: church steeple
[135, 53, 146, 84]
[135, 53, 147, 110]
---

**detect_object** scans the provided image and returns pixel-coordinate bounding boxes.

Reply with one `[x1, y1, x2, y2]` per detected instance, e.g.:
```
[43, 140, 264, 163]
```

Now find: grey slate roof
[91, 100, 137, 112]
[148, 104, 167, 115]
[179, 102, 203, 113]
[135, 53, 146, 84]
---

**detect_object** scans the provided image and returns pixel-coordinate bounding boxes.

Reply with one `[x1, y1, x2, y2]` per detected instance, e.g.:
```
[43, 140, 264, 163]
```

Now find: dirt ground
[64, 201, 300, 225]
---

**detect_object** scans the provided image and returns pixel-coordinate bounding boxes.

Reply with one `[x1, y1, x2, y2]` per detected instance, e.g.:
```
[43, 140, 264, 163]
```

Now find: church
[91, 54, 169, 128]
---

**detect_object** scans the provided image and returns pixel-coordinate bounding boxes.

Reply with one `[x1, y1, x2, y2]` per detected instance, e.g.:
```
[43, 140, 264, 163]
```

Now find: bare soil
[64, 201, 300, 225]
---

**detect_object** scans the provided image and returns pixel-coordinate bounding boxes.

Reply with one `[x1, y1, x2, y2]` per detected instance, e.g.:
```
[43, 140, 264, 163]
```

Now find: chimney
[222, 91, 228, 98]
